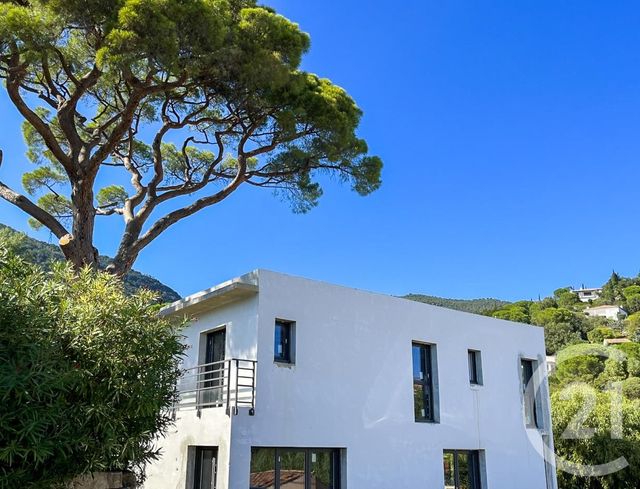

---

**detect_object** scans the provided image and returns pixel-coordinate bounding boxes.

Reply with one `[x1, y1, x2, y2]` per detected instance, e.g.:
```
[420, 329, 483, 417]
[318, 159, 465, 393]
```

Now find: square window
[274, 320, 295, 364]
[468, 350, 483, 385]
[443, 450, 483, 489]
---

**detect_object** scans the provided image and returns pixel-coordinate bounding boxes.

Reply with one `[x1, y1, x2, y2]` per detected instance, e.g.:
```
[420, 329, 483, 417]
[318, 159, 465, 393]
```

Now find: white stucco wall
[147, 270, 555, 489]
[144, 296, 259, 489]
[584, 306, 626, 320]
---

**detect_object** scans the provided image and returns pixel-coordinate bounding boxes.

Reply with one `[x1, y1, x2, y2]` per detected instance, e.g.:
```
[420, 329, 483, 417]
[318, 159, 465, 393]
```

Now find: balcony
[175, 359, 257, 416]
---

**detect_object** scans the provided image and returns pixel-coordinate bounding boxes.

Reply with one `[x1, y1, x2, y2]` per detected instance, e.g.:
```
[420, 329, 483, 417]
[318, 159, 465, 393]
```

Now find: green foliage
[552, 385, 640, 489]
[551, 339, 640, 487]
[545, 322, 583, 355]
[21, 165, 66, 195]
[532, 307, 577, 328]
[556, 343, 614, 365]
[0, 224, 180, 302]
[0, 247, 186, 487]
[31, 194, 72, 226]
[624, 313, 640, 342]
[96, 185, 129, 208]
[552, 355, 606, 387]
[622, 285, 640, 300]
[555, 287, 580, 308]
[614, 342, 640, 377]
[588, 327, 617, 344]
[625, 295, 640, 315]
[601, 356, 628, 384]
[600, 272, 625, 305]
[489, 299, 589, 354]
[490, 301, 532, 323]
[0, 0, 382, 269]
[622, 378, 640, 400]
[402, 294, 510, 314]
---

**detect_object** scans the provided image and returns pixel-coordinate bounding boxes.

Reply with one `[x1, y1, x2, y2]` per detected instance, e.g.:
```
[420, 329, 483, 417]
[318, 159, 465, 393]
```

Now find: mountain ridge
[401, 293, 510, 314]
[0, 224, 181, 303]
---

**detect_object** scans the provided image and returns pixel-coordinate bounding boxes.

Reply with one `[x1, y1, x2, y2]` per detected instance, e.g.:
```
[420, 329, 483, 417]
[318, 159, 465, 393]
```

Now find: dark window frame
[413, 342, 437, 422]
[274, 319, 295, 364]
[443, 449, 483, 489]
[468, 349, 483, 386]
[521, 358, 541, 429]
[250, 447, 341, 489]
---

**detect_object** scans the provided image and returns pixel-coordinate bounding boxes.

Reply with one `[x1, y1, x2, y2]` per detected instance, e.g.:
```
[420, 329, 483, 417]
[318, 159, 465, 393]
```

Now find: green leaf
[21, 166, 66, 196]
[96, 185, 128, 208]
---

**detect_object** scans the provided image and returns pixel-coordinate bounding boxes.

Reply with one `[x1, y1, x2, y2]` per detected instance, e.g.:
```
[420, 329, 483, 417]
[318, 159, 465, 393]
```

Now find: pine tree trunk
[61, 179, 99, 270]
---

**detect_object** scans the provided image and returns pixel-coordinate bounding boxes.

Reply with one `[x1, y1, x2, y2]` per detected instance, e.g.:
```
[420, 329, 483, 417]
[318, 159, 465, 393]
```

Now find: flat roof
[585, 305, 623, 310]
[160, 271, 258, 317]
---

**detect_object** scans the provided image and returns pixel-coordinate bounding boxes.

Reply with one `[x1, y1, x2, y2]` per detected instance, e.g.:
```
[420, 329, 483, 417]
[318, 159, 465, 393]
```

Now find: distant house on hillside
[545, 356, 557, 374]
[572, 287, 602, 303]
[584, 305, 627, 321]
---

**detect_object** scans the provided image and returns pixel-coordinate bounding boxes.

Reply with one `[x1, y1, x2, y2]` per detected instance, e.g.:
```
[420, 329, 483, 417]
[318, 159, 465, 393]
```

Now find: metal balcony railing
[176, 359, 256, 416]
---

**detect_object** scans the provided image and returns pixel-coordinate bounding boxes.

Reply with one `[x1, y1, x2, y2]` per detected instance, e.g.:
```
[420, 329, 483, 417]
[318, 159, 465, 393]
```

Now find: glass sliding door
[249, 448, 276, 489]
[250, 448, 341, 489]
[279, 450, 305, 489]
[310, 450, 335, 489]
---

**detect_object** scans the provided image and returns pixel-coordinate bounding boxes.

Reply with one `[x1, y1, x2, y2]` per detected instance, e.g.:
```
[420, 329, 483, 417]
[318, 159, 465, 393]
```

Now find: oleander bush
[0, 247, 185, 488]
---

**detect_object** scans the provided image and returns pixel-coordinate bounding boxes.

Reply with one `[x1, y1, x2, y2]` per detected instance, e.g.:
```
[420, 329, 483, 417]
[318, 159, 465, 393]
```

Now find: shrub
[587, 327, 617, 344]
[544, 322, 583, 355]
[552, 385, 640, 489]
[0, 248, 185, 488]
[622, 378, 640, 400]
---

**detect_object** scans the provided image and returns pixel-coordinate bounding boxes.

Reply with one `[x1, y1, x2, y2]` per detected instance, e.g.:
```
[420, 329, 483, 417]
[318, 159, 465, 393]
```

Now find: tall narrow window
[468, 350, 482, 385]
[274, 320, 295, 364]
[412, 342, 437, 422]
[443, 450, 482, 489]
[193, 447, 217, 489]
[521, 359, 540, 428]
[201, 329, 226, 408]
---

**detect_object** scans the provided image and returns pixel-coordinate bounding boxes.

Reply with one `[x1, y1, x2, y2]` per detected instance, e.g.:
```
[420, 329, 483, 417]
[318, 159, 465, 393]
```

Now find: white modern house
[144, 270, 557, 489]
[571, 287, 602, 303]
[584, 304, 627, 321]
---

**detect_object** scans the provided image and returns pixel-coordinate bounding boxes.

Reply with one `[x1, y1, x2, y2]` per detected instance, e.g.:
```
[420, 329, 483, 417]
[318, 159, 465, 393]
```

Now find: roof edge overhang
[160, 271, 259, 317]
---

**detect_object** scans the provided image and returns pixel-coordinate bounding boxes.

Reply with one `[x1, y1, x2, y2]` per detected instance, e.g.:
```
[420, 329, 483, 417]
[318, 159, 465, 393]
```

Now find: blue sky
[2, 0, 640, 301]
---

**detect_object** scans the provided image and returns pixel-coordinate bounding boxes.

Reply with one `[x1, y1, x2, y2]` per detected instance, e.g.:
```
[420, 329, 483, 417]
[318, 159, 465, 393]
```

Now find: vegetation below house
[550, 340, 640, 488]
[0, 224, 180, 303]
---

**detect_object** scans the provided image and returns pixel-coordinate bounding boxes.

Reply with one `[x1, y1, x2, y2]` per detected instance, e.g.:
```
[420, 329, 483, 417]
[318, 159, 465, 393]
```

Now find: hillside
[486, 272, 640, 355]
[402, 294, 510, 314]
[0, 224, 181, 303]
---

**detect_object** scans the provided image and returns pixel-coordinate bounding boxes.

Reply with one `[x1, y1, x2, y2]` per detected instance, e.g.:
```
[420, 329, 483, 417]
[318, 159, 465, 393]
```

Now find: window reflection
[249, 448, 339, 489]
[279, 451, 305, 489]
[443, 451, 455, 489]
[310, 451, 332, 489]
[250, 448, 276, 489]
